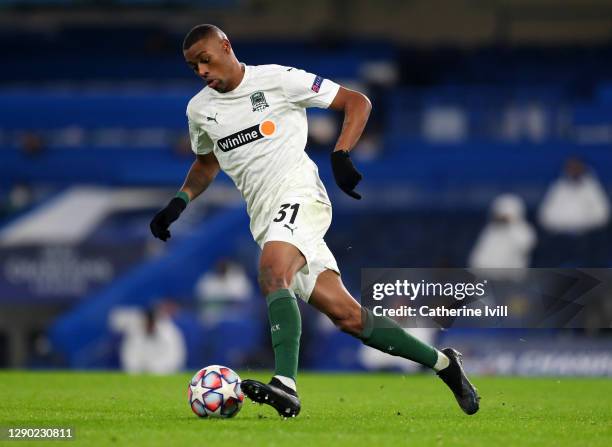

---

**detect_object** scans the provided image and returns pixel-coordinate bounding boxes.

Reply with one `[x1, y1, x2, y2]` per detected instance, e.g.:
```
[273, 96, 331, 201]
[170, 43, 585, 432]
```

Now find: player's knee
[258, 264, 294, 296]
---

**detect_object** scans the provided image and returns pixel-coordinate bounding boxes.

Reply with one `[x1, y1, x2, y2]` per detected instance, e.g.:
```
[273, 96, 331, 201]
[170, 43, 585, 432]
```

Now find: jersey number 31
[273, 203, 300, 224]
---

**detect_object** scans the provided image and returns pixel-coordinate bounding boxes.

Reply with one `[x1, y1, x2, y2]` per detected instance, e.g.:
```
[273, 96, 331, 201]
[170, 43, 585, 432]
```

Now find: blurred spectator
[538, 158, 609, 235]
[195, 259, 254, 322]
[109, 305, 186, 374]
[469, 194, 536, 275]
[536, 158, 610, 266]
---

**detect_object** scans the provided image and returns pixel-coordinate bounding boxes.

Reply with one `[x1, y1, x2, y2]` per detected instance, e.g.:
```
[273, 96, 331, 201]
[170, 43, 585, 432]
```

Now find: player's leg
[241, 240, 304, 417]
[309, 269, 446, 368]
[309, 269, 480, 415]
[257, 240, 305, 386]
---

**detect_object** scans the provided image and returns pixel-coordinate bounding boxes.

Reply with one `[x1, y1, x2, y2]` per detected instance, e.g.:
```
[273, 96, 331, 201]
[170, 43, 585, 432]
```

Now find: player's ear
[222, 39, 231, 53]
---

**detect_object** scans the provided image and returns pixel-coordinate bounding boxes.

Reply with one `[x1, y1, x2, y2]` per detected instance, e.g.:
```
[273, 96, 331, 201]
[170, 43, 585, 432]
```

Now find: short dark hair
[183, 24, 222, 50]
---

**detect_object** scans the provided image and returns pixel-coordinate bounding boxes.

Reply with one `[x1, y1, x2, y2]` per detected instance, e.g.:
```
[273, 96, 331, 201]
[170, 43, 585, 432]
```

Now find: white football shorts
[261, 196, 340, 301]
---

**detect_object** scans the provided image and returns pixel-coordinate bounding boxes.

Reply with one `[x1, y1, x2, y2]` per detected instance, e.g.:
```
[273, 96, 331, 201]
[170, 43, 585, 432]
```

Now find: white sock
[433, 350, 450, 372]
[274, 375, 297, 392]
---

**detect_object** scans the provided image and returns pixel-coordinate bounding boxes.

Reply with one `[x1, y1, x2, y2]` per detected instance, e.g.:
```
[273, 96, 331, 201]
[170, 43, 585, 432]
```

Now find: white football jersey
[187, 64, 340, 244]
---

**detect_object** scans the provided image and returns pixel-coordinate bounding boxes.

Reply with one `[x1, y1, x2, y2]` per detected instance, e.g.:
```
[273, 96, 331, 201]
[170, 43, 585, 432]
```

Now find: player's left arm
[328, 87, 372, 199]
[328, 86, 372, 152]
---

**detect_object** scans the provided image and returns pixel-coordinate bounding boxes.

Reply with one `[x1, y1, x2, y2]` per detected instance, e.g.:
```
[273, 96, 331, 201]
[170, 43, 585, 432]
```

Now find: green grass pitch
[1, 372, 610, 446]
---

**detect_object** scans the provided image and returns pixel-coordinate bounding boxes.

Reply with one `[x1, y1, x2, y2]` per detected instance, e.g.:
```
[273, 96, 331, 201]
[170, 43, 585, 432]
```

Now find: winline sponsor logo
[217, 120, 276, 152]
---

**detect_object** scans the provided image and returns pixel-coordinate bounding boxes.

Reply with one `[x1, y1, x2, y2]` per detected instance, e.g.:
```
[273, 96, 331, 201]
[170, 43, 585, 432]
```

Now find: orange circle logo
[260, 120, 276, 136]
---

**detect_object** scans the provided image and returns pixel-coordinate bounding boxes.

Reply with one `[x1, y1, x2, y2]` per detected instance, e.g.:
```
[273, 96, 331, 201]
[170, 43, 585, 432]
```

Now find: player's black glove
[150, 197, 187, 241]
[331, 150, 362, 200]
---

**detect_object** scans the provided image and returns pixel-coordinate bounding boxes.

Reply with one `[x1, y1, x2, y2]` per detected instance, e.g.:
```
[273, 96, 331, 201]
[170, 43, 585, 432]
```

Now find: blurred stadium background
[0, 0, 611, 376]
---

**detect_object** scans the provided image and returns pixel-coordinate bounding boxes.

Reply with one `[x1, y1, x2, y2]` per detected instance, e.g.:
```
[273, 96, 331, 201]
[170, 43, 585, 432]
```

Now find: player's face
[184, 38, 232, 92]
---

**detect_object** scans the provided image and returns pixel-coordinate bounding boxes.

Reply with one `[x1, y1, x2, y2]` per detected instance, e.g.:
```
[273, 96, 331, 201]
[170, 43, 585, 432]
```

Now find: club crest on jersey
[217, 120, 276, 152]
[250, 91, 269, 112]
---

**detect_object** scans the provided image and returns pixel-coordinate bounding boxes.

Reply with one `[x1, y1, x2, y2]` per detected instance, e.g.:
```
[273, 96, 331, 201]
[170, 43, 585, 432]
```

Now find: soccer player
[150, 24, 480, 417]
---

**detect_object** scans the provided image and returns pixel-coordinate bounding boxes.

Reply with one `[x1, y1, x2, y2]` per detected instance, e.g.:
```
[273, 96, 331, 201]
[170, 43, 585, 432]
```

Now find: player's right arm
[150, 152, 220, 242]
[150, 103, 219, 241]
[180, 152, 220, 201]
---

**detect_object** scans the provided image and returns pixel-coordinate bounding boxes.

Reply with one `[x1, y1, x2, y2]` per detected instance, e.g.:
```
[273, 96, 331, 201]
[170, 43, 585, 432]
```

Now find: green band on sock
[359, 307, 438, 369]
[175, 191, 190, 205]
[266, 289, 301, 380]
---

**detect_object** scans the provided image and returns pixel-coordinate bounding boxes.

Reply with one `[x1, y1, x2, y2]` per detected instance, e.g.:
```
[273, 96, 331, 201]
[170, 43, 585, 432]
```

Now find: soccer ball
[188, 365, 244, 418]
